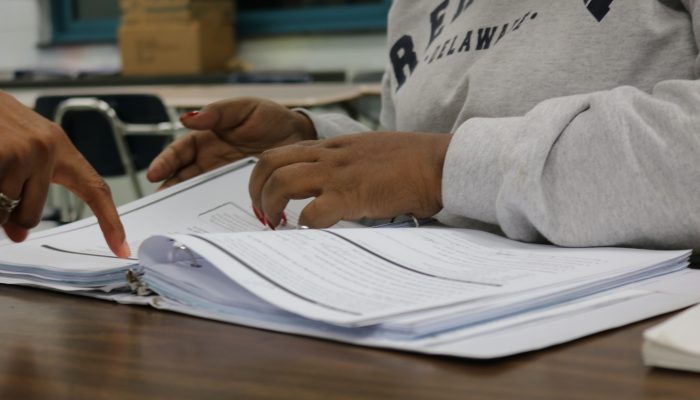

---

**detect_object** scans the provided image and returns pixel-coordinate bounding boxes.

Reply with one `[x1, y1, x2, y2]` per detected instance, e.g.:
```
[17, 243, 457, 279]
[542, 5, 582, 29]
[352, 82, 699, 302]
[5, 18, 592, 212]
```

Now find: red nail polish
[252, 205, 266, 226]
[181, 110, 200, 120]
[281, 211, 288, 226]
[264, 217, 276, 231]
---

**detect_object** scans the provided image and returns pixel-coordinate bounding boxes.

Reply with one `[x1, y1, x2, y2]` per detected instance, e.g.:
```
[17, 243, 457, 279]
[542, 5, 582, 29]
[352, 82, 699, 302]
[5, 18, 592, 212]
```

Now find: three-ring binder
[125, 239, 204, 295]
[170, 241, 202, 268]
[125, 214, 432, 295]
[126, 268, 150, 296]
[376, 215, 433, 228]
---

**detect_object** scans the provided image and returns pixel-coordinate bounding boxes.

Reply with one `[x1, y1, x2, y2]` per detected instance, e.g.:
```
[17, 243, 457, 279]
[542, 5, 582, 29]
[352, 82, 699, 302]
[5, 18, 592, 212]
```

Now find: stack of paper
[0, 158, 347, 292]
[0, 158, 698, 359]
[137, 228, 691, 340]
[643, 304, 700, 373]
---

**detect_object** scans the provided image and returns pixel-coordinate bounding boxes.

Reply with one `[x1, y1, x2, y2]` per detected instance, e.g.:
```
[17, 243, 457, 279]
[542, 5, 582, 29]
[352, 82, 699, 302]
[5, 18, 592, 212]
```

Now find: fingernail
[252, 205, 266, 226]
[264, 217, 276, 231]
[281, 211, 288, 226]
[119, 242, 132, 258]
[180, 110, 200, 120]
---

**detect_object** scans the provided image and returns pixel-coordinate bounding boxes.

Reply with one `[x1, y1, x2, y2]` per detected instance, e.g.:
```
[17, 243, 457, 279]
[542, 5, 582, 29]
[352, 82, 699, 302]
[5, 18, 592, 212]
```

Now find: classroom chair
[34, 94, 182, 221]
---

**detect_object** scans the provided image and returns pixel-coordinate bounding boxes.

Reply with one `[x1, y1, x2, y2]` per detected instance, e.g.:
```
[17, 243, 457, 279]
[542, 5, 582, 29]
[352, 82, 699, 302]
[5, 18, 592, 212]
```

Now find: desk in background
[6, 82, 383, 213]
[7, 83, 382, 110]
[0, 285, 697, 400]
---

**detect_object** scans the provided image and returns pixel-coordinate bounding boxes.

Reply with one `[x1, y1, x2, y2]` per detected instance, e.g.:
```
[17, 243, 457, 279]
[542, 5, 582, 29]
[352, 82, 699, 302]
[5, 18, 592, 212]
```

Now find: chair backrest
[34, 94, 173, 174]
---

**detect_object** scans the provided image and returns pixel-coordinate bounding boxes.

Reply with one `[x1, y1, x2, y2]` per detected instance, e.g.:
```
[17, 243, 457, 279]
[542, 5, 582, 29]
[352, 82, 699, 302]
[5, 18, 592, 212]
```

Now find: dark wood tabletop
[0, 285, 697, 400]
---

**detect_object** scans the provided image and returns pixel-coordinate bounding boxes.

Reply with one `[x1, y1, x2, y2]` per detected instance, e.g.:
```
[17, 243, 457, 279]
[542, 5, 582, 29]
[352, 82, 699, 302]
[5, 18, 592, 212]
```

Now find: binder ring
[410, 214, 421, 228]
[389, 214, 421, 227]
[170, 242, 202, 268]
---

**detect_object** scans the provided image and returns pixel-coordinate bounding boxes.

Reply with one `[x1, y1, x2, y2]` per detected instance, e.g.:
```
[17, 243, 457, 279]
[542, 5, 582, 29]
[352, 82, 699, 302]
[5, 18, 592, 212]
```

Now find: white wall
[0, 1, 386, 208]
[0, 0, 41, 72]
[238, 33, 386, 75]
[0, 0, 386, 76]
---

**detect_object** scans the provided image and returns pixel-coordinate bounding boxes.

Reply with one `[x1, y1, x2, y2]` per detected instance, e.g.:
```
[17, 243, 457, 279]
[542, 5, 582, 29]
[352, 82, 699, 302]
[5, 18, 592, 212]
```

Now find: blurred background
[1, 0, 388, 79]
[0, 0, 389, 229]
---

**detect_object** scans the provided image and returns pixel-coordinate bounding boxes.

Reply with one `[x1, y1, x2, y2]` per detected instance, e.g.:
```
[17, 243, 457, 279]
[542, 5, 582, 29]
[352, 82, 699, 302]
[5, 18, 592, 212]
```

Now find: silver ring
[0, 192, 21, 213]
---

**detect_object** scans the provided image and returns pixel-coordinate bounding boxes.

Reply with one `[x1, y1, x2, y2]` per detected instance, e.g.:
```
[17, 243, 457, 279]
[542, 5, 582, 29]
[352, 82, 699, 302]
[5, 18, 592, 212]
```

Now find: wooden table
[0, 285, 697, 400]
[7, 83, 382, 110]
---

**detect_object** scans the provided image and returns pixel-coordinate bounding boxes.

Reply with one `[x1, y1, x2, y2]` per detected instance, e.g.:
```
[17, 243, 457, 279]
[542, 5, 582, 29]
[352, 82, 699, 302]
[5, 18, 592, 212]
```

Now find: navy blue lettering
[584, 0, 615, 22]
[427, 0, 450, 48]
[428, 44, 441, 63]
[476, 27, 497, 50]
[451, 0, 475, 22]
[394, 6, 545, 86]
[446, 36, 458, 56]
[458, 31, 472, 52]
[390, 35, 418, 89]
[495, 23, 509, 43]
[513, 12, 531, 31]
[437, 39, 450, 60]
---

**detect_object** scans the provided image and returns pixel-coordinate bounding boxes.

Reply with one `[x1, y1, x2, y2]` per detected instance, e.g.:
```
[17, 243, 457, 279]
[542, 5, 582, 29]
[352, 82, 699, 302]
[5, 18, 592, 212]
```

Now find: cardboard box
[119, 20, 234, 75]
[118, 0, 235, 76]
[119, 0, 233, 13]
[120, 0, 233, 25]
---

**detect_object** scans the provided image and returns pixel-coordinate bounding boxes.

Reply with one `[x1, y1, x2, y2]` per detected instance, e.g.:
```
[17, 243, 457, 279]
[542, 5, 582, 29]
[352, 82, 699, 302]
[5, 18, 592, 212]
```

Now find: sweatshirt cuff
[442, 117, 522, 224]
[294, 108, 371, 140]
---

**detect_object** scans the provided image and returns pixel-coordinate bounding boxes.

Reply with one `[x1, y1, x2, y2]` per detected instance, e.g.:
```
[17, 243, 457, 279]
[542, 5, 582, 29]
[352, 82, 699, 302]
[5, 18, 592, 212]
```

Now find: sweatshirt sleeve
[442, 4, 700, 252]
[295, 108, 372, 140]
[295, 68, 396, 139]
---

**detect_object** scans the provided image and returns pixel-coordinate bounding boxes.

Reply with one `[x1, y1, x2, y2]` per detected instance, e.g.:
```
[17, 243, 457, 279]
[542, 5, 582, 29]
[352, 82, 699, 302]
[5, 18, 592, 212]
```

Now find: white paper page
[644, 303, 700, 355]
[422, 291, 699, 358]
[381, 256, 687, 334]
[0, 158, 324, 276]
[155, 227, 688, 326]
[414, 269, 700, 358]
[146, 268, 700, 359]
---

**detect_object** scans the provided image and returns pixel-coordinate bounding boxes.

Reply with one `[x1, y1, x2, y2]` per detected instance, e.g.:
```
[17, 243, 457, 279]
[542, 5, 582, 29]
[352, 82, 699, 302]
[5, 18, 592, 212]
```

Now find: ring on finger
[0, 192, 21, 213]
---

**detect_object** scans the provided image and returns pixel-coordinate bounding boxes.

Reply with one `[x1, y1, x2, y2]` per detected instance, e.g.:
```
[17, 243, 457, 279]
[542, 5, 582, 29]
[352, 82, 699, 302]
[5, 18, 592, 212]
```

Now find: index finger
[54, 155, 131, 258]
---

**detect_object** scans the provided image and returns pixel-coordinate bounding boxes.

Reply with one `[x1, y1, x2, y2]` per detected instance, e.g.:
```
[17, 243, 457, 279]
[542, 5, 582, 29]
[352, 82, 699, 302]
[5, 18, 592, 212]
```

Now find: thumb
[298, 195, 345, 229]
[179, 98, 259, 133]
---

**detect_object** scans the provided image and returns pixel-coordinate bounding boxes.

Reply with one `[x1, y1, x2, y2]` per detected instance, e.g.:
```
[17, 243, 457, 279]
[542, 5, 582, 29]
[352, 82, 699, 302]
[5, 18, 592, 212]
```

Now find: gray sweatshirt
[303, 0, 700, 252]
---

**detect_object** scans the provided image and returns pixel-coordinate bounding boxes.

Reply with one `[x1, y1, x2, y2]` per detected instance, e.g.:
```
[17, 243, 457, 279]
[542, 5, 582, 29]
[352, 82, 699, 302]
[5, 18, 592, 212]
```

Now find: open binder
[0, 158, 698, 359]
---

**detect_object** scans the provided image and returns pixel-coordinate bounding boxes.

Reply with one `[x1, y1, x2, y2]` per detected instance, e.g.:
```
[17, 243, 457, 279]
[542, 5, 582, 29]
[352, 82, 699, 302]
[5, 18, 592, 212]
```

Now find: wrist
[293, 110, 318, 141]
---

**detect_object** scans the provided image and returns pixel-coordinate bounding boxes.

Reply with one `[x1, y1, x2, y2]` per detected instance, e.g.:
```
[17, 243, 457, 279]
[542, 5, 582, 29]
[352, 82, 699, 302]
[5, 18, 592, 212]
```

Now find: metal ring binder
[169, 241, 202, 268]
[375, 215, 424, 228]
[126, 268, 151, 296]
[410, 215, 421, 228]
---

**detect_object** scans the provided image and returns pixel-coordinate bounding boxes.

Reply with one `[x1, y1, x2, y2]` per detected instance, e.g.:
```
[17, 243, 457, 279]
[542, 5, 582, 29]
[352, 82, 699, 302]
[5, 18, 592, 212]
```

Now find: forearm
[443, 80, 700, 251]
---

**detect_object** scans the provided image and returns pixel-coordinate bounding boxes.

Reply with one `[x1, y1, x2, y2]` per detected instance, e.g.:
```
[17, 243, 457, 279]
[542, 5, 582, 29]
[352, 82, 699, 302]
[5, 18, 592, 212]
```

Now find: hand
[147, 97, 316, 189]
[0, 91, 130, 258]
[249, 132, 452, 228]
